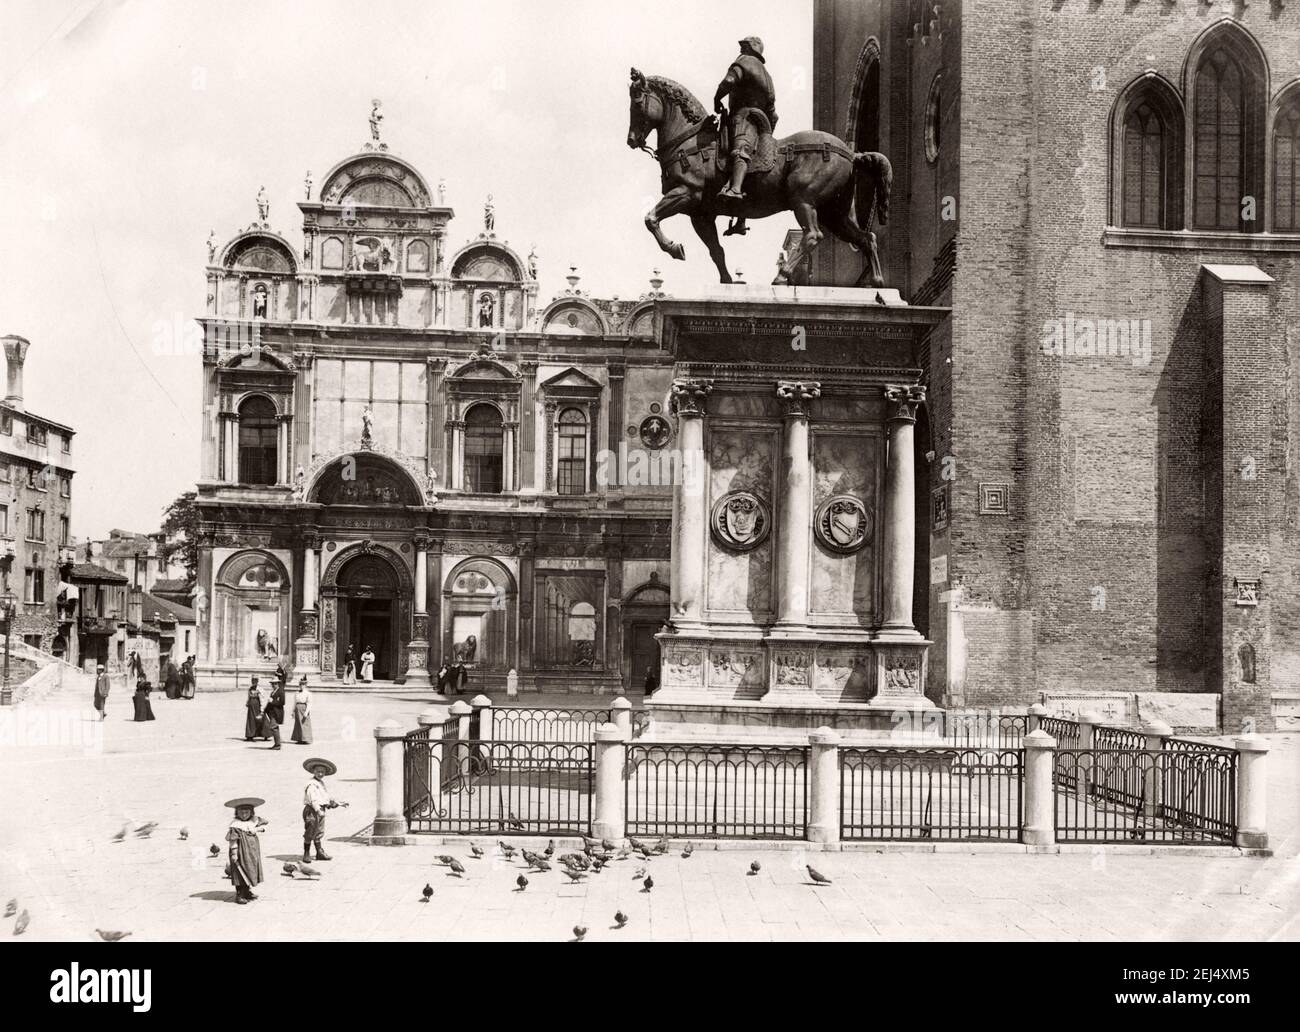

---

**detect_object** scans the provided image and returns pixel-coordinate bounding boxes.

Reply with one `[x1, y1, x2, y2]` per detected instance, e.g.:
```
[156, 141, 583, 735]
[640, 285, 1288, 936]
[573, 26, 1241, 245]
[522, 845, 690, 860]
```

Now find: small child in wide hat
[302, 759, 348, 863]
[225, 797, 268, 904]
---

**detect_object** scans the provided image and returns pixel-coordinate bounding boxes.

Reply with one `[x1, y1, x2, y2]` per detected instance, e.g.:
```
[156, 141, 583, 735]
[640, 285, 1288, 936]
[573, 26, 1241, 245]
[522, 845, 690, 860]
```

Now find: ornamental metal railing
[840, 747, 1023, 841]
[941, 712, 1029, 750]
[625, 744, 808, 839]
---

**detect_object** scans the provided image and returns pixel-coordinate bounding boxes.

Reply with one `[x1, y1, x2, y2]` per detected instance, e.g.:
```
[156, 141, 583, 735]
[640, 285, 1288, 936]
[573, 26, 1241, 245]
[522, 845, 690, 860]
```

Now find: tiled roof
[140, 591, 194, 623]
[66, 563, 129, 584]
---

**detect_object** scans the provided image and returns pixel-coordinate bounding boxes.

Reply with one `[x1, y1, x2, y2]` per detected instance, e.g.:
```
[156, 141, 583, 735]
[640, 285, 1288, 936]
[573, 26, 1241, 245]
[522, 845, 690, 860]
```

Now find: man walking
[302, 758, 347, 863]
[93, 665, 110, 719]
[264, 677, 285, 750]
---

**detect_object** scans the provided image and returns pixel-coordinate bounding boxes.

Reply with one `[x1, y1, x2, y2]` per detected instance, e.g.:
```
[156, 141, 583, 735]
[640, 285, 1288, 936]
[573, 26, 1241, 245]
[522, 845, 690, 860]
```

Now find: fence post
[1022, 728, 1056, 846]
[1027, 702, 1047, 733]
[1234, 734, 1269, 850]
[1078, 710, 1100, 751]
[1141, 719, 1171, 817]
[417, 708, 442, 788]
[807, 726, 841, 845]
[450, 700, 473, 780]
[471, 693, 493, 751]
[372, 719, 409, 839]
[610, 695, 632, 739]
[592, 722, 627, 842]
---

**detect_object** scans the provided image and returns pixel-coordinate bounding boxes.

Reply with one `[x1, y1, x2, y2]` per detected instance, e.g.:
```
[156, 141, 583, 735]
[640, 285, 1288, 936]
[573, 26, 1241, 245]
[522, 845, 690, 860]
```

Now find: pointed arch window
[1273, 93, 1300, 232]
[1191, 34, 1265, 232]
[464, 404, 504, 494]
[237, 396, 278, 486]
[1111, 76, 1184, 230]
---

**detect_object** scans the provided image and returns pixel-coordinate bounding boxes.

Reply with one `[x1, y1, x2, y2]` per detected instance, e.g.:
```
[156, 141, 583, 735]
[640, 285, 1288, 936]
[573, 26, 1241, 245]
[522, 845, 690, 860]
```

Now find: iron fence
[1095, 725, 1147, 751]
[487, 706, 612, 743]
[941, 712, 1029, 750]
[625, 744, 807, 839]
[840, 747, 1023, 841]
[1053, 748, 1236, 844]
[404, 734, 593, 835]
[1039, 716, 1081, 749]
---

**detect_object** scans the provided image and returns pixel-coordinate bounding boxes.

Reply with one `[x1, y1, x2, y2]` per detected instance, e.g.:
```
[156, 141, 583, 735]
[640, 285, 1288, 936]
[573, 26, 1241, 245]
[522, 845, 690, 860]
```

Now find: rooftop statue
[628, 38, 892, 287]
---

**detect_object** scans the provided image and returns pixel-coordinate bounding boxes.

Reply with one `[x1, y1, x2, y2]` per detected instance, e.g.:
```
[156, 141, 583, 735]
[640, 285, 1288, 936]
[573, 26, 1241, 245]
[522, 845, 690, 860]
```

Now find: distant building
[82, 529, 188, 593]
[0, 336, 77, 662]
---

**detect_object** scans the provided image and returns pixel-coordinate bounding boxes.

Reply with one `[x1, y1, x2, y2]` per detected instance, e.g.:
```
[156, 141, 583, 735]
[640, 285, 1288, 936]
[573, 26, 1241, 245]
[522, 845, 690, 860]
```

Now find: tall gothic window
[464, 404, 503, 494]
[852, 46, 880, 223]
[1112, 76, 1183, 230]
[1274, 94, 1300, 232]
[1191, 33, 1264, 232]
[556, 408, 588, 495]
[237, 396, 278, 486]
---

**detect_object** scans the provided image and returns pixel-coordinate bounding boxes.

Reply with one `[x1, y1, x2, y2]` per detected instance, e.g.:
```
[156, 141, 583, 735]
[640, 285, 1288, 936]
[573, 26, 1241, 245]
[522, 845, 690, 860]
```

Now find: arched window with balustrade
[463, 403, 504, 494]
[237, 396, 278, 486]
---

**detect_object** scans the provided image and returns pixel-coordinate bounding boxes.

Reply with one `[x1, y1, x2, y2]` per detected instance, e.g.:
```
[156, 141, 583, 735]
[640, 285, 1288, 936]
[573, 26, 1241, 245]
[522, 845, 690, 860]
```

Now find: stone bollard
[592, 722, 628, 841]
[471, 693, 493, 748]
[1142, 719, 1172, 816]
[1027, 702, 1048, 733]
[1234, 734, 1269, 850]
[1022, 729, 1056, 846]
[807, 726, 841, 845]
[450, 700, 473, 780]
[372, 719, 409, 838]
[1078, 711, 1101, 751]
[1077, 711, 1102, 799]
[610, 695, 632, 740]
[506, 668, 519, 699]
[417, 708, 443, 788]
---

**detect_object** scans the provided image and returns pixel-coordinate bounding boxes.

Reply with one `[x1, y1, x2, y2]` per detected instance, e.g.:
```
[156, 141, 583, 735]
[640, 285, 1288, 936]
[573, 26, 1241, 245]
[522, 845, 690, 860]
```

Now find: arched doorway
[622, 574, 671, 693]
[320, 544, 413, 683]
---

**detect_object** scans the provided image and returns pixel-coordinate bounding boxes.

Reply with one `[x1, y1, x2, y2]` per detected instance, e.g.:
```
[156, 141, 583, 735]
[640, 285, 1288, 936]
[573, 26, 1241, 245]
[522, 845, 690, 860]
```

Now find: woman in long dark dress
[181, 656, 196, 699]
[244, 679, 264, 740]
[163, 660, 181, 700]
[291, 676, 313, 745]
[132, 679, 156, 721]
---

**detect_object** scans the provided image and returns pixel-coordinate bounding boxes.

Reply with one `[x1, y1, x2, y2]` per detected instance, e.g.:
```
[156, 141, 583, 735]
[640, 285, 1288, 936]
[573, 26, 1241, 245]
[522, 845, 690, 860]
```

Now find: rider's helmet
[739, 37, 765, 60]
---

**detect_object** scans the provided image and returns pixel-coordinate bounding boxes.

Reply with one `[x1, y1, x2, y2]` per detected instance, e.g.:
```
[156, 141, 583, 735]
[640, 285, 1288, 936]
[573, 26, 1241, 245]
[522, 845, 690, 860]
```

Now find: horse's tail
[852, 151, 893, 226]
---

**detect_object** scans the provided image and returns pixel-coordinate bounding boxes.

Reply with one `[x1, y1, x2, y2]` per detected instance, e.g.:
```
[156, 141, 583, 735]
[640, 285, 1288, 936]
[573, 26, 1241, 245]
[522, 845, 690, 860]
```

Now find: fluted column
[669, 379, 711, 629]
[219, 412, 238, 482]
[406, 533, 432, 687]
[774, 381, 821, 629]
[448, 419, 465, 490]
[294, 532, 322, 676]
[881, 384, 925, 636]
[503, 421, 517, 492]
[303, 539, 318, 611]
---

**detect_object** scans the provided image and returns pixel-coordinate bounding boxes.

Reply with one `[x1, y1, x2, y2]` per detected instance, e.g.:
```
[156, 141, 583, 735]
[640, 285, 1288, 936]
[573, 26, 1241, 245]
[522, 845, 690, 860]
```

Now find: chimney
[2, 335, 31, 411]
[128, 585, 143, 629]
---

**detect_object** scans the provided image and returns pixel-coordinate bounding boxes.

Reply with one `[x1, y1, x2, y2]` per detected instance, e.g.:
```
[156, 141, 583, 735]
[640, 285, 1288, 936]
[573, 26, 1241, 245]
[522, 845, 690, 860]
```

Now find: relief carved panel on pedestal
[878, 649, 922, 697]
[663, 644, 704, 686]
[773, 650, 810, 686]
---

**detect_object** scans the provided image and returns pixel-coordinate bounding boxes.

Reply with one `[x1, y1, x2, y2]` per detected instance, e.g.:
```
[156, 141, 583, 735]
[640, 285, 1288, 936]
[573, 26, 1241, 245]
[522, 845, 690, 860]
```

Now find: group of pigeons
[418, 833, 836, 938]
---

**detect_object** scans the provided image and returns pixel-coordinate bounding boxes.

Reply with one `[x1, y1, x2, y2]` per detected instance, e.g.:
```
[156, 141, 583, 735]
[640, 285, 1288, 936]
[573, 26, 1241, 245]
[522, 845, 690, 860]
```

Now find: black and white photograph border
[0, 0, 1295, 973]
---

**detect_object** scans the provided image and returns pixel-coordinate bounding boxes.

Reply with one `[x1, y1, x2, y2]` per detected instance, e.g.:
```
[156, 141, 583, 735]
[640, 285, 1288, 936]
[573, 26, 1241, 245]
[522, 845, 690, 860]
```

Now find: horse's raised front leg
[690, 214, 732, 284]
[645, 187, 694, 261]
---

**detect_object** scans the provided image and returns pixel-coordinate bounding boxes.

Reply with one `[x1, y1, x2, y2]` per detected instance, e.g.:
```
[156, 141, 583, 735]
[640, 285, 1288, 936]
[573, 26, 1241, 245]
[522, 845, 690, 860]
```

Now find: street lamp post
[1, 589, 17, 706]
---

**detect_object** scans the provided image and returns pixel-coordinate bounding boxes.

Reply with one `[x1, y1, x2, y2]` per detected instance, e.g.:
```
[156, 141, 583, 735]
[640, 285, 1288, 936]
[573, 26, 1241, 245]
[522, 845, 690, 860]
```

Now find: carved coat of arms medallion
[814, 495, 872, 554]
[710, 491, 771, 552]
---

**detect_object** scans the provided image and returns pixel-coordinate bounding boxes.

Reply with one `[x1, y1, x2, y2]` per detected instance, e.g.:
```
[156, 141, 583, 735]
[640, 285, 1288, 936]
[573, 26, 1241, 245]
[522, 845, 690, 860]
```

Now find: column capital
[670, 378, 713, 417]
[301, 531, 320, 550]
[776, 380, 821, 418]
[413, 532, 432, 552]
[884, 383, 926, 423]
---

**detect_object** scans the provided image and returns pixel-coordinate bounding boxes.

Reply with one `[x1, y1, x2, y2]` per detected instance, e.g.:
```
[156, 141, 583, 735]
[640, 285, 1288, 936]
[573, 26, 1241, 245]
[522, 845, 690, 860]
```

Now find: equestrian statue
[627, 37, 892, 287]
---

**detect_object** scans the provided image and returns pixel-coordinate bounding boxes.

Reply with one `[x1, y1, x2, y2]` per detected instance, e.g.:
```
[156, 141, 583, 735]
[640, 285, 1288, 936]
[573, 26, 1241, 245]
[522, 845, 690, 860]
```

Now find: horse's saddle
[721, 108, 779, 173]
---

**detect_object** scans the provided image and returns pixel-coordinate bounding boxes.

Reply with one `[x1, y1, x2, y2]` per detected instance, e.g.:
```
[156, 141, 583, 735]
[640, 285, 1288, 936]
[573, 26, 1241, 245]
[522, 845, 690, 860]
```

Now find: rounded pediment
[450, 240, 524, 281]
[541, 297, 609, 335]
[319, 152, 432, 209]
[220, 231, 298, 274]
[307, 453, 424, 506]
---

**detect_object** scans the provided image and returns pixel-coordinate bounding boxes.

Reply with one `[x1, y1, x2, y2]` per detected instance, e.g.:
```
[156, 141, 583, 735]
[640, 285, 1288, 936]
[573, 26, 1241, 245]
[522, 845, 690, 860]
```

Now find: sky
[0, 0, 812, 540]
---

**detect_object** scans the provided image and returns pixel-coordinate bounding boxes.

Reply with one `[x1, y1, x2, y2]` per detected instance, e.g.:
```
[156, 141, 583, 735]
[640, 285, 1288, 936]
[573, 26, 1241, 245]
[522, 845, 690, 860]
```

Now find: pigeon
[642, 875, 654, 893]
[282, 862, 298, 876]
[134, 821, 159, 839]
[633, 866, 647, 880]
[435, 854, 457, 866]
[560, 853, 589, 870]
[13, 909, 29, 935]
[421, 883, 433, 902]
[562, 868, 586, 882]
[601, 838, 617, 852]
[3, 899, 15, 918]
[521, 849, 542, 867]
[111, 823, 131, 843]
[582, 835, 601, 851]
[498, 842, 517, 859]
[653, 836, 670, 854]
[178, 827, 189, 841]
[447, 858, 466, 877]
[583, 843, 595, 858]
[209, 844, 221, 857]
[628, 837, 648, 852]
[614, 910, 628, 928]
[806, 865, 832, 885]
[749, 860, 761, 876]
[516, 874, 528, 892]
[95, 929, 132, 941]
[533, 860, 552, 873]
[543, 840, 555, 858]
[639, 846, 655, 861]
[572, 924, 587, 941]
[470, 844, 485, 859]
[681, 843, 694, 859]
[507, 812, 524, 831]
[297, 863, 322, 879]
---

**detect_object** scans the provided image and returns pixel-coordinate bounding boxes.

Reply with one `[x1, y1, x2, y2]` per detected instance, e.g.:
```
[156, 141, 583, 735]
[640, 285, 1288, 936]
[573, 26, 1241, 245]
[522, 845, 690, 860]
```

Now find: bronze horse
[627, 68, 891, 286]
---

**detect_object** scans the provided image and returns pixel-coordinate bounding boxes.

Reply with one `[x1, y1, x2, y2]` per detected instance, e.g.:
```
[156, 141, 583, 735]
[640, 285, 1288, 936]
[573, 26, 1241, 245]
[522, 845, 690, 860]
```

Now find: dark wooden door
[629, 623, 659, 693]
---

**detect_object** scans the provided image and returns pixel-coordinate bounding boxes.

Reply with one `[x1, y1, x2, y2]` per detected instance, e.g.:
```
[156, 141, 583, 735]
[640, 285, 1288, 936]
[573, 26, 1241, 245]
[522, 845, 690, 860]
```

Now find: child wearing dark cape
[225, 797, 267, 904]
